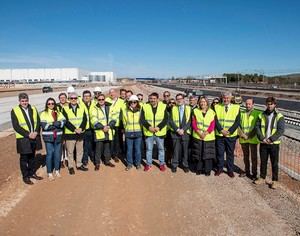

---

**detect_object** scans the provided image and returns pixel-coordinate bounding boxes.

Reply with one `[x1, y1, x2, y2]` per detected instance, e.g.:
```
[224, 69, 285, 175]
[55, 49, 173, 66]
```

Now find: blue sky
[0, 0, 300, 77]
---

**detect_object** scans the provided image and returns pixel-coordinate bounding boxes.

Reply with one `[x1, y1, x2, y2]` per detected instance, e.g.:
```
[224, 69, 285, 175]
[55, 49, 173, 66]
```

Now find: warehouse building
[0, 68, 115, 83]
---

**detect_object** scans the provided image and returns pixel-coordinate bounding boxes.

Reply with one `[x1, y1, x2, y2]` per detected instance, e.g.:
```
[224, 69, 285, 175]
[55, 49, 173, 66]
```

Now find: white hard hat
[67, 86, 75, 93]
[94, 87, 102, 93]
[128, 95, 139, 102]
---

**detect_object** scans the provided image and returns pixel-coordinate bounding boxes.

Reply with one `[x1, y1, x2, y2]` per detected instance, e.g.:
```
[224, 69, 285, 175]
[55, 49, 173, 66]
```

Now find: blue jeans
[126, 137, 142, 166]
[145, 136, 165, 166]
[45, 141, 62, 173]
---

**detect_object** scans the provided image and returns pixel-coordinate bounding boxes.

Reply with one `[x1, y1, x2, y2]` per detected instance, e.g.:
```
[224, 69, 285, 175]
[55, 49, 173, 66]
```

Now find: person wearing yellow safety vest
[215, 92, 241, 178]
[137, 93, 144, 107]
[11, 93, 43, 185]
[90, 94, 117, 170]
[81, 90, 96, 167]
[40, 98, 66, 181]
[106, 88, 126, 163]
[92, 86, 102, 105]
[61, 92, 88, 175]
[238, 98, 261, 179]
[254, 97, 285, 189]
[168, 93, 191, 173]
[191, 96, 216, 176]
[140, 92, 168, 172]
[122, 95, 143, 171]
[57, 92, 69, 168]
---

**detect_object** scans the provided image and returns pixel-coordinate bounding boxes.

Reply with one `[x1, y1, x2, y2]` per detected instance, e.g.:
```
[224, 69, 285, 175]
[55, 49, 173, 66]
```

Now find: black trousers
[82, 130, 95, 165]
[95, 141, 111, 164]
[111, 127, 123, 158]
[260, 144, 280, 181]
[197, 159, 213, 173]
[20, 153, 35, 179]
[216, 136, 237, 173]
[241, 143, 258, 176]
[171, 138, 189, 168]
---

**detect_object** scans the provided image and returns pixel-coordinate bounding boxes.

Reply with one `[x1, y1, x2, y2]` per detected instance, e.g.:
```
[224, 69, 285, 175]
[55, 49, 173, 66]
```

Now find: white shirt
[22, 107, 33, 132]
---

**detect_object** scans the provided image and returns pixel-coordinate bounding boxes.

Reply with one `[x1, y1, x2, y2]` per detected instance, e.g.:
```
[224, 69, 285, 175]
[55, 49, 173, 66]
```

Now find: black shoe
[205, 172, 211, 176]
[77, 165, 88, 171]
[105, 161, 115, 167]
[171, 167, 177, 173]
[113, 157, 120, 163]
[30, 174, 43, 180]
[23, 177, 34, 185]
[183, 167, 189, 173]
[69, 168, 75, 175]
[94, 164, 100, 171]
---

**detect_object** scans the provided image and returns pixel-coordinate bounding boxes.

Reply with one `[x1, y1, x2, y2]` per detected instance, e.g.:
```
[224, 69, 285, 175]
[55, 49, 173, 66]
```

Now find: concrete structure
[88, 72, 115, 83]
[0, 68, 115, 83]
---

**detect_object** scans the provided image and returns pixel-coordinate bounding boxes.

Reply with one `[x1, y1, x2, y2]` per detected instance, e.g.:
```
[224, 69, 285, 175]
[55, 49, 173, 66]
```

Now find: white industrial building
[88, 72, 114, 83]
[0, 68, 115, 83]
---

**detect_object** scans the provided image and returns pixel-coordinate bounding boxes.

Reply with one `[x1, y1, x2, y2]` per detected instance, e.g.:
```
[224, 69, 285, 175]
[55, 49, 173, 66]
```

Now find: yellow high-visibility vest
[106, 97, 125, 127]
[215, 104, 240, 137]
[122, 107, 142, 133]
[12, 105, 38, 139]
[192, 108, 215, 141]
[89, 105, 114, 141]
[63, 104, 86, 135]
[170, 105, 191, 134]
[40, 109, 65, 136]
[259, 112, 284, 144]
[239, 109, 260, 144]
[142, 102, 167, 136]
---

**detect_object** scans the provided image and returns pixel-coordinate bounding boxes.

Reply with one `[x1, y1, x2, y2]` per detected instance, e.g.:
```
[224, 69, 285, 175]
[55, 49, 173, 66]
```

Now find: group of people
[11, 86, 285, 189]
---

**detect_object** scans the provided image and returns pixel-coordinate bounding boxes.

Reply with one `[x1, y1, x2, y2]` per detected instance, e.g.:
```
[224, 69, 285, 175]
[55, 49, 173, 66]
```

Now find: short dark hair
[82, 90, 91, 97]
[266, 96, 276, 104]
[98, 93, 105, 99]
[137, 93, 143, 97]
[176, 93, 184, 99]
[120, 88, 126, 94]
[126, 90, 133, 94]
[58, 92, 67, 99]
[18, 93, 28, 101]
[149, 92, 159, 98]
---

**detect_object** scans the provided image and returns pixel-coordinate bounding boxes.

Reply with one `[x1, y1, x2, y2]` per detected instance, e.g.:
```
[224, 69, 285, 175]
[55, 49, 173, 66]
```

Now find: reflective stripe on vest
[12, 105, 38, 139]
[192, 108, 215, 141]
[122, 108, 141, 132]
[259, 112, 284, 144]
[40, 110, 65, 136]
[89, 106, 113, 141]
[64, 105, 86, 135]
[170, 105, 191, 134]
[143, 102, 167, 136]
[215, 104, 240, 137]
[239, 109, 260, 144]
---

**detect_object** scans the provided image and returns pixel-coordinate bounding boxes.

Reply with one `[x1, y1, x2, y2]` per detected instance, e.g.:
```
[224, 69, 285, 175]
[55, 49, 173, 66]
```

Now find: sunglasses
[129, 101, 137, 104]
[70, 97, 77, 100]
[98, 99, 105, 101]
[47, 102, 55, 105]
[213, 101, 219, 104]
[164, 94, 170, 97]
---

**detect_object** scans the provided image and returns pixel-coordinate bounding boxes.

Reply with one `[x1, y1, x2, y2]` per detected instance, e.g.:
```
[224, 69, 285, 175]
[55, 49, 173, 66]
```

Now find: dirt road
[0, 157, 295, 236]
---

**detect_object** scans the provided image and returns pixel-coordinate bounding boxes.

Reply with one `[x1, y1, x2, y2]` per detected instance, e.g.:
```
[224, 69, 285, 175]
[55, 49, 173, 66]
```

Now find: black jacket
[11, 104, 42, 154]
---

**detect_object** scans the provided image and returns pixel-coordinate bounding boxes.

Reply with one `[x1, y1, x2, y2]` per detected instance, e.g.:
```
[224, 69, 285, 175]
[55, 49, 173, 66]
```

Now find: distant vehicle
[42, 86, 53, 93]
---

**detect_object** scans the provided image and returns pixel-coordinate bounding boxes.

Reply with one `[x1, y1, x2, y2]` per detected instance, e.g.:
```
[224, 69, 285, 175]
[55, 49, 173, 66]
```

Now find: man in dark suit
[169, 93, 192, 173]
[11, 93, 43, 185]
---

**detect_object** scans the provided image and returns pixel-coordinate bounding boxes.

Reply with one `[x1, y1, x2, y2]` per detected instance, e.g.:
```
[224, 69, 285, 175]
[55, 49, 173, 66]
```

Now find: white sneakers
[48, 173, 55, 181]
[55, 171, 61, 178]
[48, 171, 61, 181]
